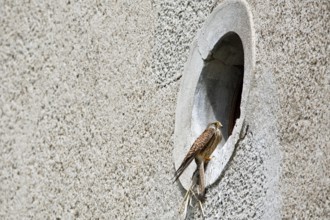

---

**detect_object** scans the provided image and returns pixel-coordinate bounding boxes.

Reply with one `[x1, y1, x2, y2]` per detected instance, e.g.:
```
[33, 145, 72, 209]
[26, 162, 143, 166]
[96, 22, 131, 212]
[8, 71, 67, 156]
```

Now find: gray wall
[0, 0, 328, 219]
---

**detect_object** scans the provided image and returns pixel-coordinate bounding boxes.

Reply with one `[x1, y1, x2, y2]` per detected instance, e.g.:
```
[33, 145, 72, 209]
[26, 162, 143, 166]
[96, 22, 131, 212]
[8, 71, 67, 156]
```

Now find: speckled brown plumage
[174, 121, 223, 189]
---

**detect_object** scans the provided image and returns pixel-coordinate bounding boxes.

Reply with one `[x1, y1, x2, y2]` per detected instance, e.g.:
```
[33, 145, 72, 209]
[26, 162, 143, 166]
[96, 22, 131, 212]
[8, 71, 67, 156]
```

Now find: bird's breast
[200, 129, 221, 158]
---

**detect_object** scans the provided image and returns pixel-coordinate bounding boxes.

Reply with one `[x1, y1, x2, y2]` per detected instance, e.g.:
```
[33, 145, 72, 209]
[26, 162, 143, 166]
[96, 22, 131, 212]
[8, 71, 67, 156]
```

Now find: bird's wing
[186, 127, 216, 158]
[174, 127, 215, 182]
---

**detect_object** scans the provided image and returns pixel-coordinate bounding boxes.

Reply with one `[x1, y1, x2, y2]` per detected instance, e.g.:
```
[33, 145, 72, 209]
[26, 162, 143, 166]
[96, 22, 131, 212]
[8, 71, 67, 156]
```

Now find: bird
[174, 121, 223, 200]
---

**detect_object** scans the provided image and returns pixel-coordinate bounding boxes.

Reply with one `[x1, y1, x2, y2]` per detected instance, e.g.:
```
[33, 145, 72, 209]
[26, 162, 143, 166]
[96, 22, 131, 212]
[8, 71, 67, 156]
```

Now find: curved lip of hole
[173, 0, 255, 191]
[190, 31, 244, 184]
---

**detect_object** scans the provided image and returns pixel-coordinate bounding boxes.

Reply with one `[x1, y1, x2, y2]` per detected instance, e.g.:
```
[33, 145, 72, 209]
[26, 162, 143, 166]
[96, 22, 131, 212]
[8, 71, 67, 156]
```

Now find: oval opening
[174, 0, 254, 190]
[191, 32, 244, 146]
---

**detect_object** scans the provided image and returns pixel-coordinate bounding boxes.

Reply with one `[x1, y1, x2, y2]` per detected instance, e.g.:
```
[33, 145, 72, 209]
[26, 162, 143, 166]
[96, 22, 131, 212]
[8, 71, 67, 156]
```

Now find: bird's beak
[216, 121, 223, 128]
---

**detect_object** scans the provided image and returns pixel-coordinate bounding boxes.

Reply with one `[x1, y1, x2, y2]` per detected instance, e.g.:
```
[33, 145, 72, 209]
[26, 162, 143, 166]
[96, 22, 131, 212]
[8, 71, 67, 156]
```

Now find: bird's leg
[198, 160, 206, 202]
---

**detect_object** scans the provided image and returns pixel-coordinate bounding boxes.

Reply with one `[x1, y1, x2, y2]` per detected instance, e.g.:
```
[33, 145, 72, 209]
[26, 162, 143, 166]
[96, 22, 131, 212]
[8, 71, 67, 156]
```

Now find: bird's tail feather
[173, 156, 194, 183]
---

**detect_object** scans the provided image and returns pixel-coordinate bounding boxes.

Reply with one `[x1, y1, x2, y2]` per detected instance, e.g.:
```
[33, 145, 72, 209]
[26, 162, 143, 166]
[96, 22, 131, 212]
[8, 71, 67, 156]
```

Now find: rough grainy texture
[248, 0, 330, 219]
[0, 0, 179, 219]
[0, 0, 329, 220]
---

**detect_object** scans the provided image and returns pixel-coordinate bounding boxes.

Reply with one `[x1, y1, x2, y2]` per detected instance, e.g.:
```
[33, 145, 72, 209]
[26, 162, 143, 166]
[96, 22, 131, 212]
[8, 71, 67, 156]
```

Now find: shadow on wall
[192, 32, 244, 141]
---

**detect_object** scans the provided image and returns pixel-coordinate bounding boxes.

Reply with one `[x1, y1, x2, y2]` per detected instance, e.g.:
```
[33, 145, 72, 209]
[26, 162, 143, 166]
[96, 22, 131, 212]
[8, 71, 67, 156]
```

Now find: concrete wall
[0, 0, 328, 219]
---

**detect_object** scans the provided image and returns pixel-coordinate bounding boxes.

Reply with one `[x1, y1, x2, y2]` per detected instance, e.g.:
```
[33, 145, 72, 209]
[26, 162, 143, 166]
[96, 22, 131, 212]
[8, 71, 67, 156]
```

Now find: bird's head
[213, 121, 223, 129]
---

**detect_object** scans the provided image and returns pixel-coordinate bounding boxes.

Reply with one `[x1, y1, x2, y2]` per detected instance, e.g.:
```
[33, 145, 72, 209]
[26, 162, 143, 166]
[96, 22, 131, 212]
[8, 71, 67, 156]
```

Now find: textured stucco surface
[0, 0, 329, 220]
[248, 1, 329, 219]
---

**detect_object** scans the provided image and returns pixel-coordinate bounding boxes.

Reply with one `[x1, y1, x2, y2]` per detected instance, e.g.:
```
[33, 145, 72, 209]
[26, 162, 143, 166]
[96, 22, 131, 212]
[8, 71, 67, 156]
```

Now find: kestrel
[174, 121, 223, 200]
